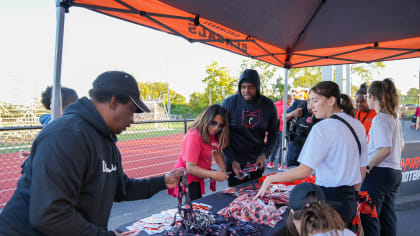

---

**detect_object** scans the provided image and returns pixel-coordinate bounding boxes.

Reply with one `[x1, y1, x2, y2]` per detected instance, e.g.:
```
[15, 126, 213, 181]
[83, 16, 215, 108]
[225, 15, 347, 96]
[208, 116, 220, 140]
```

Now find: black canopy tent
[52, 0, 420, 163]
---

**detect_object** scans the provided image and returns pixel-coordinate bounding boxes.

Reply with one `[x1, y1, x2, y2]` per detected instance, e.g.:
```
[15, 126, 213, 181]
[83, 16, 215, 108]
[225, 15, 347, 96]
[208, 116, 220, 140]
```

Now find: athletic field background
[0, 121, 192, 208]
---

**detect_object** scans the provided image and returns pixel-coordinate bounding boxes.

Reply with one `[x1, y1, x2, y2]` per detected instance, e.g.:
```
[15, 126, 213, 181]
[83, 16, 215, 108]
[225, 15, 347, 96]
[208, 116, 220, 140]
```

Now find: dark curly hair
[355, 83, 368, 96]
[41, 86, 78, 110]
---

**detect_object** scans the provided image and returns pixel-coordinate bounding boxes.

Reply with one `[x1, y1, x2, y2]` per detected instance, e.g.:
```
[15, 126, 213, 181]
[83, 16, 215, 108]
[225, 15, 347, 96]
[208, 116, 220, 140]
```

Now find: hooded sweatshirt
[222, 69, 280, 163]
[0, 97, 166, 236]
[39, 113, 51, 126]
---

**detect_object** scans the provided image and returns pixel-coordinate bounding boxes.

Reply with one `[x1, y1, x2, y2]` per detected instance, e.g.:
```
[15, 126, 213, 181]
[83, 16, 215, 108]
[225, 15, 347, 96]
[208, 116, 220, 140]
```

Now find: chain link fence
[0, 119, 193, 209]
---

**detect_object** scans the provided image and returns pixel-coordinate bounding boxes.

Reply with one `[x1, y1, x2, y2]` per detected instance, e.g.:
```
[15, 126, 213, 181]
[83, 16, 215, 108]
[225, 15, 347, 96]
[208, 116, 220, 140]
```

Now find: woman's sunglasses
[209, 120, 225, 129]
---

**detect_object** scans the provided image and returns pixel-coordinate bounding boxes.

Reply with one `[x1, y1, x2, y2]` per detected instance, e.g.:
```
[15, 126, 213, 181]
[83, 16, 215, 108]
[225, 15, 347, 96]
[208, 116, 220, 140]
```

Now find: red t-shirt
[275, 100, 289, 131]
[355, 109, 377, 136]
[168, 128, 219, 197]
[415, 107, 420, 117]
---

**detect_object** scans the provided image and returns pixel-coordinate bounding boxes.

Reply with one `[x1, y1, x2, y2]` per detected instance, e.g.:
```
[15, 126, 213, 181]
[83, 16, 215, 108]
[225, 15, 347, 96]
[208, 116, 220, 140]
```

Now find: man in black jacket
[222, 69, 280, 186]
[0, 71, 183, 236]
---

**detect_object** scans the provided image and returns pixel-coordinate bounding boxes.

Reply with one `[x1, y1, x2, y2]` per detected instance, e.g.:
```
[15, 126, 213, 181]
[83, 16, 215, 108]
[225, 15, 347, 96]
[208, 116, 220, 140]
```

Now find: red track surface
[0, 133, 184, 208]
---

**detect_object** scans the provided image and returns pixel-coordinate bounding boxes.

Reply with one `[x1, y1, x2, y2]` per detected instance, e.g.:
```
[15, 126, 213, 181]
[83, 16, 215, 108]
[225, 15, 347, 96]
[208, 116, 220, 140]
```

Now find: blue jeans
[286, 142, 302, 167]
[268, 132, 282, 163]
[361, 167, 402, 236]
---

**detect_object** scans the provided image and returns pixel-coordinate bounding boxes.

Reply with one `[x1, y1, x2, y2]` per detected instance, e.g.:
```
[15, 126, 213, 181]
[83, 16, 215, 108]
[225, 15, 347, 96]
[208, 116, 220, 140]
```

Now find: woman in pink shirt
[168, 104, 230, 200]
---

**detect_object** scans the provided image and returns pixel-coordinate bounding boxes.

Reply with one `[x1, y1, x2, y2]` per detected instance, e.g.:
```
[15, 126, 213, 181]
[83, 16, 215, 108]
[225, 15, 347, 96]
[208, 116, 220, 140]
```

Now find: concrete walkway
[401, 119, 420, 143]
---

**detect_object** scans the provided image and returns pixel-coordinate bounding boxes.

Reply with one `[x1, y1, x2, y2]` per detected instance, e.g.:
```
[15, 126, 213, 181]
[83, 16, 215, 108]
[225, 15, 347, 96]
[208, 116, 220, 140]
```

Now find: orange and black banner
[398, 142, 420, 197]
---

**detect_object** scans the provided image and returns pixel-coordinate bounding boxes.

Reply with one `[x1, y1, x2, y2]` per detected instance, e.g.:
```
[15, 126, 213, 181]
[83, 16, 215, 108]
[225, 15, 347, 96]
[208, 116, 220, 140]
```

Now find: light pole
[167, 82, 171, 117]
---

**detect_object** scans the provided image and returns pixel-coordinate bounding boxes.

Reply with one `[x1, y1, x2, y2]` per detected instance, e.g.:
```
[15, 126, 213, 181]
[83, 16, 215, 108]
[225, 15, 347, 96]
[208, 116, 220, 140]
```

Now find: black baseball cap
[93, 71, 150, 113]
[289, 183, 325, 210]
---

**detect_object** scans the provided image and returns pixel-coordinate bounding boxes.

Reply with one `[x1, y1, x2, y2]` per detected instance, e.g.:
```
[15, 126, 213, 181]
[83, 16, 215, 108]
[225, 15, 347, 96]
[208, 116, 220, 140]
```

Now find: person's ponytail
[381, 78, 399, 119]
[338, 94, 355, 117]
[368, 78, 399, 119]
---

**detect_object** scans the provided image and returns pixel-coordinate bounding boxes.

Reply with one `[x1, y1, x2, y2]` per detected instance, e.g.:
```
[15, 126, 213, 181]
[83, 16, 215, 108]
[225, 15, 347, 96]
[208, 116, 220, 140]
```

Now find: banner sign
[397, 142, 420, 197]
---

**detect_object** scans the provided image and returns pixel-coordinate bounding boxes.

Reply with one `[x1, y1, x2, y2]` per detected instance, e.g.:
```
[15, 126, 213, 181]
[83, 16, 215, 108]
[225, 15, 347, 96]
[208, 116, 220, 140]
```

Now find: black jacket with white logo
[222, 72, 280, 163]
[0, 97, 166, 235]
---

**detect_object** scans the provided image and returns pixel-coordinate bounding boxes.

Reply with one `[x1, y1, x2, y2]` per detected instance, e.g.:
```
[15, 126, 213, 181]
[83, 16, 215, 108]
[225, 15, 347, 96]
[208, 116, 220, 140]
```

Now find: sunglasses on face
[209, 120, 225, 129]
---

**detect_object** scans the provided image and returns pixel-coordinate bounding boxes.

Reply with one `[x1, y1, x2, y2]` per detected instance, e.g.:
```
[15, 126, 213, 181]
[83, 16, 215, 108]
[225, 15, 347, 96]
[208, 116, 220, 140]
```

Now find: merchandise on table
[123, 175, 311, 235]
[192, 203, 212, 213]
[222, 182, 289, 207]
[167, 214, 263, 236]
[126, 208, 180, 235]
[234, 163, 259, 180]
[218, 194, 288, 227]
[223, 182, 262, 197]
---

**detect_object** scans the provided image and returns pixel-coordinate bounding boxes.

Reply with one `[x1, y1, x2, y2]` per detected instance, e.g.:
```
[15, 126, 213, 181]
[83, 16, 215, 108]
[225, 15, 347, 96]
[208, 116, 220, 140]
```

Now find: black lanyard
[330, 114, 361, 156]
[173, 170, 196, 229]
[357, 109, 371, 124]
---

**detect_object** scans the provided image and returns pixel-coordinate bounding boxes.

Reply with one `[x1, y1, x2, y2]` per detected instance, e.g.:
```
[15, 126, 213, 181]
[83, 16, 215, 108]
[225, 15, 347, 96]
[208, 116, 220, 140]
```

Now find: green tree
[170, 104, 191, 117]
[189, 92, 207, 114]
[289, 67, 322, 89]
[350, 62, 385, 95]
[407, 88, 419, 97]
[137, 82, 186, 105]
[406, 87, 419, 104]
[351, 84, 359, 96]
[169, 90, 186, 105]
[287, 63, 385, 95]
[202, 61, 238, 105]
[351, 62, 385, 84]
[270, 76, 285, 100]
[240, 59, 281, 96]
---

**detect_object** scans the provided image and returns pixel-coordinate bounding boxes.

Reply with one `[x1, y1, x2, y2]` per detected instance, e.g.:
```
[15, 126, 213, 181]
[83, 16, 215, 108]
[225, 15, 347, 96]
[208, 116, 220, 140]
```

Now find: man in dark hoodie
[0, 71, 183, 236]
[222, 69, 280, 186]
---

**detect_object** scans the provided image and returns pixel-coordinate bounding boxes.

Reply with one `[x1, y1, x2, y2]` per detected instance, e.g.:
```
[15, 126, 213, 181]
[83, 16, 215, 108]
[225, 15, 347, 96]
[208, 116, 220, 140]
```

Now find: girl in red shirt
[168, 104, 230, 200]
[355, 83, 377, 136]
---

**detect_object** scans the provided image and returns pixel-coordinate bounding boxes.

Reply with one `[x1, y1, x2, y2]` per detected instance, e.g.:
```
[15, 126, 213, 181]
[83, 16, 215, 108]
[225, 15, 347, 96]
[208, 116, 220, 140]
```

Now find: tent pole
[346, 65, 351, 95]
[281, 68, 289, 168]
[52, 1, 66, 120]
[322, 66, 332, 81]
[335, 65, 343, 92]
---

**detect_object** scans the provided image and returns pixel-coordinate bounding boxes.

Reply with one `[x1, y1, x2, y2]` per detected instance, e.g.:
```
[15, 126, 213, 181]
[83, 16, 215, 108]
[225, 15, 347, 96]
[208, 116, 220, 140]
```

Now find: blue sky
[0, 1, 419, 104]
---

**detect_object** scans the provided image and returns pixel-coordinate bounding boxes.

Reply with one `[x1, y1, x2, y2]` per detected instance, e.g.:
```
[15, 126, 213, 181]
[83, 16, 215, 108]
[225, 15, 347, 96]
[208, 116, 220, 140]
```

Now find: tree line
[137, 59, 390, 117]
[3, 60, 418, 123]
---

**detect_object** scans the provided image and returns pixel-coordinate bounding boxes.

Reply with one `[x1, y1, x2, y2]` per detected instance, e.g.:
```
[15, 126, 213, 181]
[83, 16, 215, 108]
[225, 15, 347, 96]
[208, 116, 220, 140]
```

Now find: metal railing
[0, 119, 193, 209]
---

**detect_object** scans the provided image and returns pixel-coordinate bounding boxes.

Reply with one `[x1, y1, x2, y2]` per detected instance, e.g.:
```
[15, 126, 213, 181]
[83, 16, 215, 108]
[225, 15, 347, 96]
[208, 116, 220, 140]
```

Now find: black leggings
[188, 182, 202, 201]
